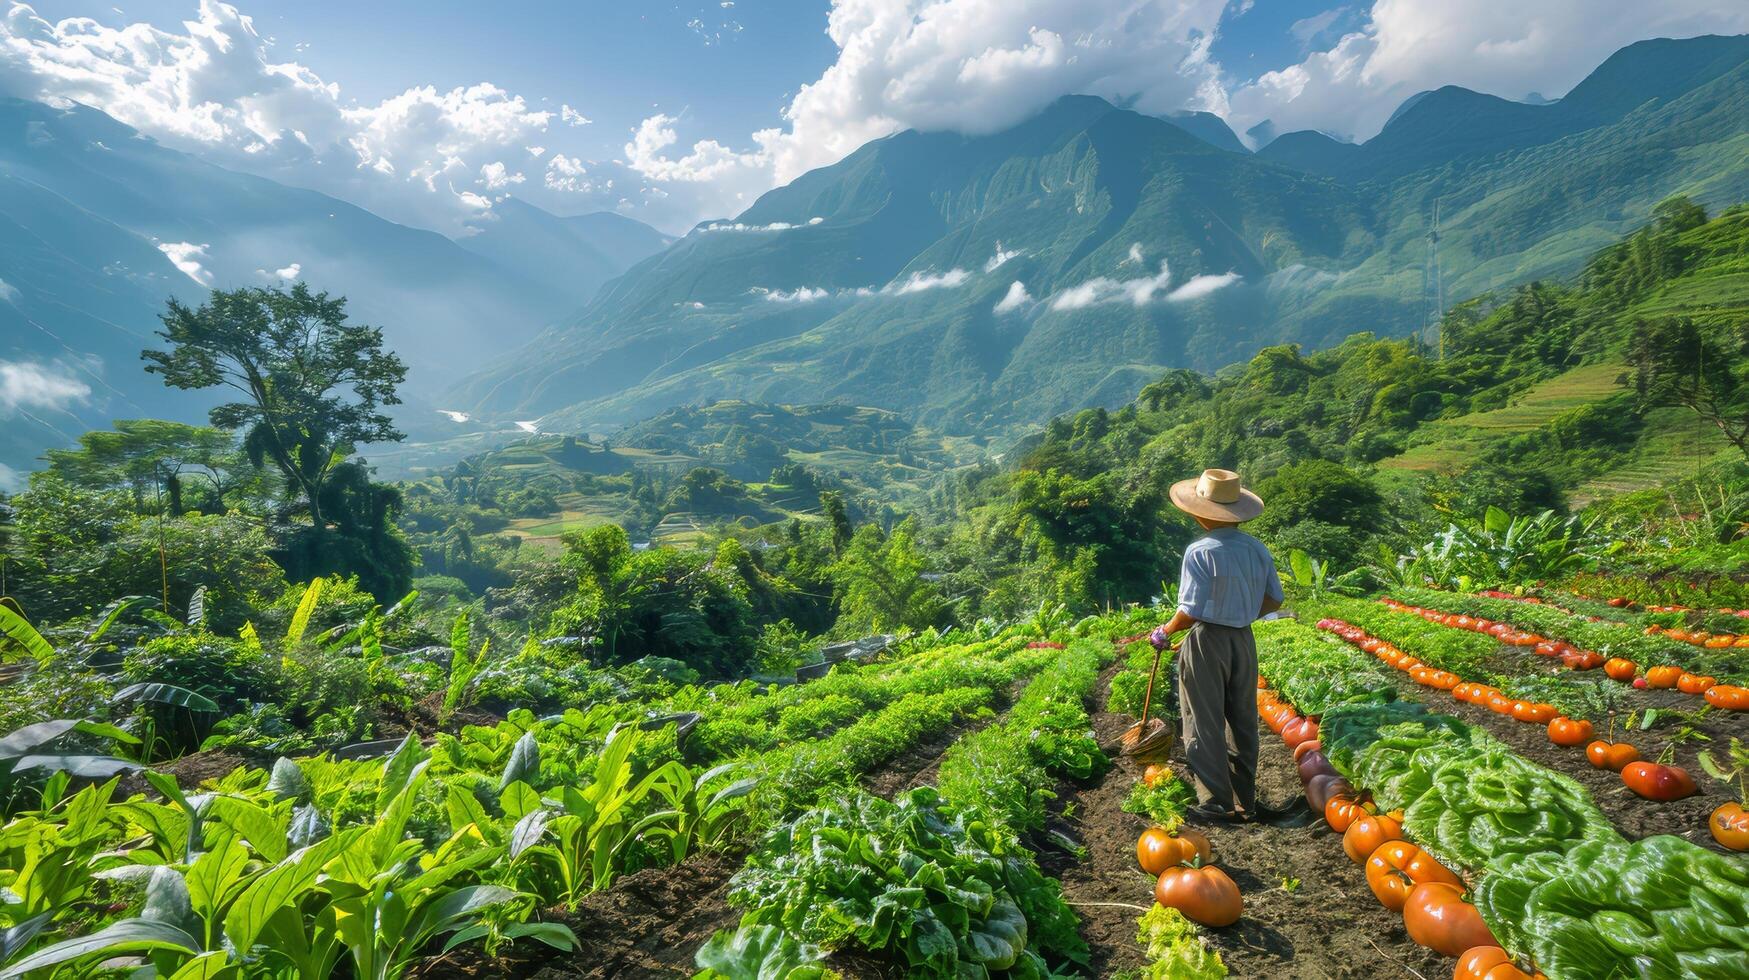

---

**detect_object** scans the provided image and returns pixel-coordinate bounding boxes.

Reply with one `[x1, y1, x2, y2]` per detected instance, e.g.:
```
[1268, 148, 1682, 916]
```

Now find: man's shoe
[1183, 802, 1242, 825]
[1247, 798, 1314, 827]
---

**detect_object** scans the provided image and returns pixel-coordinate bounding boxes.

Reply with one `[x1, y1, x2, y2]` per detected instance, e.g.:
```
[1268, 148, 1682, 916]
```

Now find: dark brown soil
[1184, 710, 1447, 978]
[118, 749, 249, 792]
[414, 852, 744, 980]
[1039, 661, 1151, 979]
[1374, 650, 1749, 854]
[1065, 658, 1446, 979]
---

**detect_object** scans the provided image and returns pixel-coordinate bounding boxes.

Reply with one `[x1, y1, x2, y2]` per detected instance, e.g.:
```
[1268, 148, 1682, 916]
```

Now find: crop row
[1253, 620, 1749, 979]
[685, 635, 1039, 759]
[1389, 587, 1749, 703]
[696, 639, 1113, 977]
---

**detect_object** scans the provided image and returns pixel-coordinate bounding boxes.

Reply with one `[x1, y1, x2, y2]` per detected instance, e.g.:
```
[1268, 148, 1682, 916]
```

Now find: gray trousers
[1177, 621, 1260, 811]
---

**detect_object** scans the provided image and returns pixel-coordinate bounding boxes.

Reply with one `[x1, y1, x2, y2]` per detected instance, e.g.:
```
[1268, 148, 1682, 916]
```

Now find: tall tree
[142, 284, 406, 526]
[44, 420, 237, 515]
[1632, 315, 1749, 459]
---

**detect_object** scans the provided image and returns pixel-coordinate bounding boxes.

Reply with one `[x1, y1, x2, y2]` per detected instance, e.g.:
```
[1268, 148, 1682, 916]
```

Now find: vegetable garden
[1, 569, 1747, 978]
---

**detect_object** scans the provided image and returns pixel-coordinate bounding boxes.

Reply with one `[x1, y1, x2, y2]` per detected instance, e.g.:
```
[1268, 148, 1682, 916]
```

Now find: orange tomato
[1645, 665, 1683, 689]
[1704, 684, 1749, 711]
[1293, 740, 1323, 763]
[1403, 882, 1498, 957]
[1488, 694, 1515, 715]
[1585, 740, 1639, 771]
[1546, 716, 1593, 747]
[1456, 945, 1544, 980]
[1137, 827, 1211, 875]
[1325, 793, 1374, 834]
[1677, 672, 1718, 695]
[1710, 802, 1749, 851]
[1143, 763, 1170, 787]
[1510, 701, 1557, 724]
[1364, 839, 1463, 912]
[1621, 761, 1698, 801]
[1603, 658, 1637, 682]
[1155, 864, 1243, 927]
[1343, 812, 1403, 864]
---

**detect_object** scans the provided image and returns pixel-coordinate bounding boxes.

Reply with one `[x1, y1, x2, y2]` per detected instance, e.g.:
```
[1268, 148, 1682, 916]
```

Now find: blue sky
[8, 1, 1747, 234]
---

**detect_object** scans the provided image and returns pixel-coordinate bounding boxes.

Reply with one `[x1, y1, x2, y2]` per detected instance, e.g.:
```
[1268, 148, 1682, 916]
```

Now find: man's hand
[1149, 625, 1172, 650]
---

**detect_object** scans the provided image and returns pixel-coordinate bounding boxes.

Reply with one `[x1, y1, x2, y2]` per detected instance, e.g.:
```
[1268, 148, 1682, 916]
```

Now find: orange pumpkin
[1645, 665, 1683, 689]
[1677, 672, 1718, 695]
[1704, 684, 1749, 711]
[1342, 812, 1403, 864]
[1143, 763, 1170, 787]
[1403, 882, 1498, 957]
[1155, 864, 1243, 927]
[1364, 839, 1463, 912]
[1603, 658, 1637, 682]
[1510, 701, 1557, 724]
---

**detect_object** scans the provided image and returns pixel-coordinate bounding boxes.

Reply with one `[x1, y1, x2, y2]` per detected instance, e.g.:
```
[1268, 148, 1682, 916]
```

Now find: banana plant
[1283, 549, 1366, 598]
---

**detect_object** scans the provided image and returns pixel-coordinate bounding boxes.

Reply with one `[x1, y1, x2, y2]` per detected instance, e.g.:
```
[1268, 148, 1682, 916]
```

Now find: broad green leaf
[0, 919, 200, 979]
[222, 827, 361, 952]
[509, 809, 550, 858]
[266, 757, 310, 802]
[376, 732, 428, 813]
[499, 731, 540, 789]
[167, 950, 233, 980]
[0, 602, 54, 663]
[86, 595, 151, 646]
[187, 585, 207, 628]
[115, 683, 220, 713]
[186, 833, 251, 925]
[500, 780, 541, 820]
[142, 866, 198, 936]
[285, 579, 323, 646]
[0, 719, 78, 758]
[206, 796, 288, 864]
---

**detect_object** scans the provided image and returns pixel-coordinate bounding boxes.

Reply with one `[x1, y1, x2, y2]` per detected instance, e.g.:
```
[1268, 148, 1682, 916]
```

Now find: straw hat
[1169, 468, 1264, 523]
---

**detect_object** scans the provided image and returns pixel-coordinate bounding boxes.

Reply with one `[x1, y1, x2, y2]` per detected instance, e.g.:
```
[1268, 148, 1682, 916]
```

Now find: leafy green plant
[1283, 549, 1365, 598]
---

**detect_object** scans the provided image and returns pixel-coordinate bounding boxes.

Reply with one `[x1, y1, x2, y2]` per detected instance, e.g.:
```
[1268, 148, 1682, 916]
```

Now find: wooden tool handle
[1138, 639, 1166, 722]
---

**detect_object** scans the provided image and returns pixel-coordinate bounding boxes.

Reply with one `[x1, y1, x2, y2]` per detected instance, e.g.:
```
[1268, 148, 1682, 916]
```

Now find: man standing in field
[1148, 468, 1292, 824]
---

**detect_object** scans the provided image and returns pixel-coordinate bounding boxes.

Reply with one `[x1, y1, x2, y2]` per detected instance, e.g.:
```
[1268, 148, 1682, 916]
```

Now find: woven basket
[1118, 717, 1176, 765]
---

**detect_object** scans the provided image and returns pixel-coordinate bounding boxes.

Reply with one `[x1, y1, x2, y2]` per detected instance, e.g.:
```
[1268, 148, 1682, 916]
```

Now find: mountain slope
[0, 98, 644, 474]
[455, 201, 669, 308]
[453, 36, 1749, 440]
[454, 95, 1379, 432]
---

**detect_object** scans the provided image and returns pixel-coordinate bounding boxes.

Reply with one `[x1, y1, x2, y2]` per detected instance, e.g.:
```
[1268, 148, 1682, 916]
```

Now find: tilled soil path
[1090, 650, 1448, 979]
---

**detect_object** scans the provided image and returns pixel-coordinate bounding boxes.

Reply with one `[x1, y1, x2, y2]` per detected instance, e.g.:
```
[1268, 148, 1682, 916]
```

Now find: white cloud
[1166, 271, 1240, 301]
[0, 2, 578, 232]
[985, 243, 1019, 271]
[762, 286, 832, 303]
[1123, 242, 1145, 265]
[1226, 1, 1749, 144]
[515, 419, 540, 433]
[479, 161, 524, 189]
[1049, 261, 1173, 310]
[1289, 7, 1347, 48]
[0, 360, 90, 414]
[525, 145, 545, 157]
[560, 104, 591, 126]
[890, 268, 969, 294]
[0, 278, 18, 302]
[157, 241, 212, 285]
[438, 409, 470, 422]
[544, 153, 591, 192]
[699, 216, 822, 233]
[255, 261, 299, 280]
[993, 280, 1031, 313]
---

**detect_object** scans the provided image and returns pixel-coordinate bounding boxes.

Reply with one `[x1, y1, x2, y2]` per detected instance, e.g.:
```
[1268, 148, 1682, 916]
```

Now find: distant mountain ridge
[453, 34, 1749, 443]
[0, 98, 665, 475]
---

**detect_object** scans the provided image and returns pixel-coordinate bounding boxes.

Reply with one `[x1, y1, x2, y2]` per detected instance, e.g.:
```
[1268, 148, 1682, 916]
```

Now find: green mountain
[0, 98, 666, 476]
[453, 35, 1749, 444]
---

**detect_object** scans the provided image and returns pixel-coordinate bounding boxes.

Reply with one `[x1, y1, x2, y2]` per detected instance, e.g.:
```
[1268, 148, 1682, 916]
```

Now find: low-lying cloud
[1049, 262, 1238, 310]
[157, 241, 213, 285]
[700, 217, 823, 234]
[0, 360, 91, 415]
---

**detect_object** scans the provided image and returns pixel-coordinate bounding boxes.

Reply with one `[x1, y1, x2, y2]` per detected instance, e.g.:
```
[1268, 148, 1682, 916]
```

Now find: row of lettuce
[1253, 616, 1749, 978]
[0, 619, 1088, 978]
